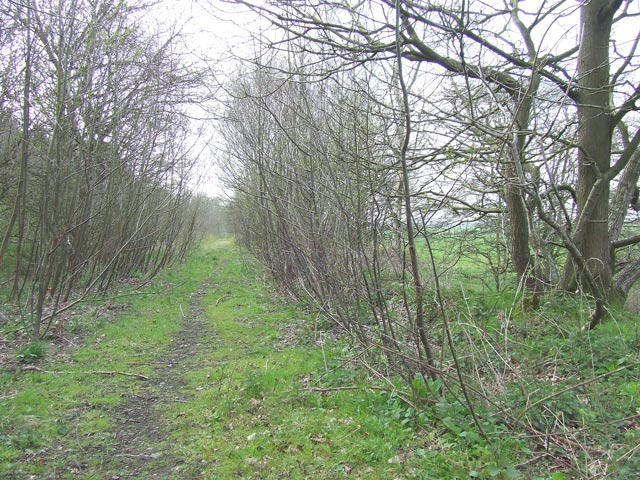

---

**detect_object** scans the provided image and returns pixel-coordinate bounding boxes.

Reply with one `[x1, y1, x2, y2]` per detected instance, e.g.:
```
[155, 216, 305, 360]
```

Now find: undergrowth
[436, 286, 640, 479]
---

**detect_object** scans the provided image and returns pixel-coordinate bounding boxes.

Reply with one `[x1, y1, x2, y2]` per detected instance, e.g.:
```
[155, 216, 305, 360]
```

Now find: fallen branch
[89, 370, 150, 380]
[21, 365, 149, 380]
[215, 295, 229, 306]
[306, 386, 360, 393]
[304, 384, 414, 407]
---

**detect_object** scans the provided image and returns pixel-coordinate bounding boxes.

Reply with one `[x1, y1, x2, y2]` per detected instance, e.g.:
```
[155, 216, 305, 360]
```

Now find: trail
[88, 279, 218, 479]
[3, 242, 439, 479]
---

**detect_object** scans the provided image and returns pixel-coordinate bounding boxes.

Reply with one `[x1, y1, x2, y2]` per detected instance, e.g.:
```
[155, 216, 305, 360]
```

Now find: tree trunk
[395, 5, 436, 379]
[609, 150, 639, 244]
[505, 176, 532, 287]
[562, 0, 621, 299]
[0, 3, 31, 277]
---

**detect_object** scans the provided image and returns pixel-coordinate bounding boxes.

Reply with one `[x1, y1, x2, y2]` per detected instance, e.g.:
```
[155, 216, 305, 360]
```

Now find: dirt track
[72, 281, 217, 479]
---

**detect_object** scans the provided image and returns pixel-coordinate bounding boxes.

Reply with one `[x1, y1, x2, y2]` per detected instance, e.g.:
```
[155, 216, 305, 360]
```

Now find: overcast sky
[143, 0, 261, 198]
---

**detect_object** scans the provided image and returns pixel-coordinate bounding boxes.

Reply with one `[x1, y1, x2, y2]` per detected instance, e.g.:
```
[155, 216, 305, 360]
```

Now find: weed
[15, 340, 47, 364]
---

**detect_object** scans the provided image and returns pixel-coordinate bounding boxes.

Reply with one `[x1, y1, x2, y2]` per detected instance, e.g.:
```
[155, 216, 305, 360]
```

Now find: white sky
[144, 0, 262, 199]
[141, 0, 640, 199]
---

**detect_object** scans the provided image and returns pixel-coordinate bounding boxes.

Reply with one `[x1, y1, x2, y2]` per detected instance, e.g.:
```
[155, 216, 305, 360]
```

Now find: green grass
[0, 240, 217, 478]
[1, 237, 638, 479]
[160, 246, 439, 478]
[0, 239, 446, 478]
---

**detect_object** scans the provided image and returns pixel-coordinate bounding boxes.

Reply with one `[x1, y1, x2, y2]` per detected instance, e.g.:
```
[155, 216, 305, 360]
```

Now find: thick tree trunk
[505, 175, 532, 287]
[563, 0, 621, 299]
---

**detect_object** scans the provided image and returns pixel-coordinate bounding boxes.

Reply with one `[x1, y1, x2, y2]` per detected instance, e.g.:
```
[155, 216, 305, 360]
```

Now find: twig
[20, 366, 67, 374]
[306, 386, 360, 393]
[335, 424, 362, 442]
[215, 295, 229, 306]
[114, 453, 157, 459]
[618, 441, 640, 461]
[21, 365, 149, 380]
[89, 370, 150, 380]
[515, 453, 552, 468]
[305, 384, 415, 407]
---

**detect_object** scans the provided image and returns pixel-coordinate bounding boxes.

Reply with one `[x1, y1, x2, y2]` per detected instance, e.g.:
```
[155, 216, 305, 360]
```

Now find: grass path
[1, 239, 432, 479]
[101, 276, 220, 477]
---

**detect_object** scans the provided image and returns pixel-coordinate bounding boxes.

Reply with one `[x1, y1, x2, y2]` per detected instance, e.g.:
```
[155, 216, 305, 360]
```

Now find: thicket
[0, 0, 209, 339]
[219, 1, 640, 476]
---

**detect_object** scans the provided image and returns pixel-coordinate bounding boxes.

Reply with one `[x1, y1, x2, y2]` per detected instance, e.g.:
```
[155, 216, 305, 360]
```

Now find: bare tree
[227, 0, 640, 317]
[0, 0, 206, 338]
[216, 1, 640, 473]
